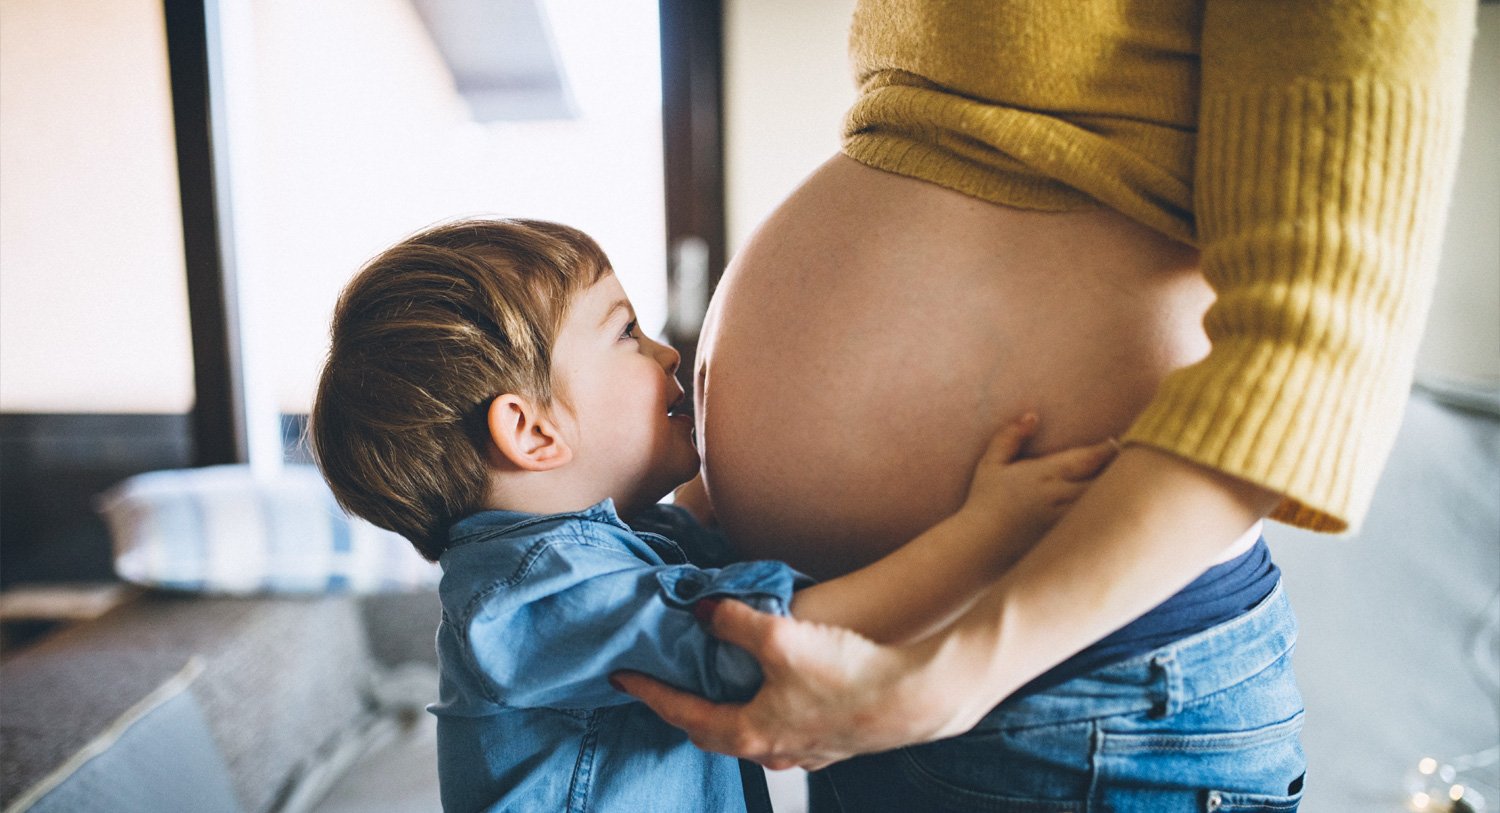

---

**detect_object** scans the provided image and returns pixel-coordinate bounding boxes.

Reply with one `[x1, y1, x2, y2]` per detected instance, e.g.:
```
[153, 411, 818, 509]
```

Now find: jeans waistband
[978, 580, 1297, 730]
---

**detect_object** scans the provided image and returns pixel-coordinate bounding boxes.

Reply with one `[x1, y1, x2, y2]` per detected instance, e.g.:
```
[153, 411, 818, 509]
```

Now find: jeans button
[1207, 790, 1223, 811]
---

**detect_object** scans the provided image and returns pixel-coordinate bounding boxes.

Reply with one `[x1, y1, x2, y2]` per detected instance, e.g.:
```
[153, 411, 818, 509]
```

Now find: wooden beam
[658, 0, 726, 392]
[161, 0, 248, 465]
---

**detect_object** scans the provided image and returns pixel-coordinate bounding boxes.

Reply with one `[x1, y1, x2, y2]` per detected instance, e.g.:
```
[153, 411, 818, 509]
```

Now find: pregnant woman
[618, 0, 1476, 808]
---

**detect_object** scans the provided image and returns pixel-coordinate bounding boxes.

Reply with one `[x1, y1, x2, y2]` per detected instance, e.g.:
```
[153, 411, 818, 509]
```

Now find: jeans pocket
[1098, 710, 1306, 807]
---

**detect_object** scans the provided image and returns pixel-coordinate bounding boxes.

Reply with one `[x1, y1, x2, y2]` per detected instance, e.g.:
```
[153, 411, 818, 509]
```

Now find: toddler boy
[310, 218, 1115, 812]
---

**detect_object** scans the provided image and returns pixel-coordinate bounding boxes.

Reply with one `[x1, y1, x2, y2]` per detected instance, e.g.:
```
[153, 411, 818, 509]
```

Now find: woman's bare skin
[696, 154, 1244, 580]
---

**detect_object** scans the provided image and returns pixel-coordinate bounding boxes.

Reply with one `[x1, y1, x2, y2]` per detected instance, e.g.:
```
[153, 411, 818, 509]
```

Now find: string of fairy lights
[1408, 748, 1499, 812]
[1405, 590, 1500, 812]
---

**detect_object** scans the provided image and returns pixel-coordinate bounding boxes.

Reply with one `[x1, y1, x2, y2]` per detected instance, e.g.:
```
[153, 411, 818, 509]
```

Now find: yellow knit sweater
[844, 0, 1476, 532]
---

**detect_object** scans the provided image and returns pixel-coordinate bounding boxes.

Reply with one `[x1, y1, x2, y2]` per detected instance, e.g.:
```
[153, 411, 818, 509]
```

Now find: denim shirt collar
[447, 498, 631, 548]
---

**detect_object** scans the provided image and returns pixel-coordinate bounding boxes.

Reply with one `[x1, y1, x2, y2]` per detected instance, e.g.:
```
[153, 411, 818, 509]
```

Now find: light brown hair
[310, 218, 611, 560]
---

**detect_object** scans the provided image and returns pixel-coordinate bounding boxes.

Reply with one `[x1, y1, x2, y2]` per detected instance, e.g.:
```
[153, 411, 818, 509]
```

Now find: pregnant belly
[696, 156, 1215, 580]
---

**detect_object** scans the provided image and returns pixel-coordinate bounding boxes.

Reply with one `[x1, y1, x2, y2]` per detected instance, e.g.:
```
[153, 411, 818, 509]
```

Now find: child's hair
[310, 218, 611, 560]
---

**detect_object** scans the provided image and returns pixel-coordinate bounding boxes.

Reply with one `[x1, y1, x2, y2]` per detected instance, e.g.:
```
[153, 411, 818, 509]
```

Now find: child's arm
[452, 526, 810, 711]
[788, 415, 1116, 645]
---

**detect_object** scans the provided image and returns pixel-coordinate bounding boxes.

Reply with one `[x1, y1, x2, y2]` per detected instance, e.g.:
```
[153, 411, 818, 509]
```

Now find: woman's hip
[813, 583, 1306, 812]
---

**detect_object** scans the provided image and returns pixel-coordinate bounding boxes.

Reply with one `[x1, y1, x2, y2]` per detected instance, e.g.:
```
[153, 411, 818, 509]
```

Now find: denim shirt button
[1206, 790, 1223, 810]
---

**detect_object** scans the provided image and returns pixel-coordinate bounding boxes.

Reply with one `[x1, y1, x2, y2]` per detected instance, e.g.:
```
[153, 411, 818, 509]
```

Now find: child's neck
[485, 469, 661, 520]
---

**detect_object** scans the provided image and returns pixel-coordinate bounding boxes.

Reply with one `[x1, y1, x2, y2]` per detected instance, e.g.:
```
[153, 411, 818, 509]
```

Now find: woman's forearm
[916, 445, 1282, 723]
[787, 440, 1278, 705]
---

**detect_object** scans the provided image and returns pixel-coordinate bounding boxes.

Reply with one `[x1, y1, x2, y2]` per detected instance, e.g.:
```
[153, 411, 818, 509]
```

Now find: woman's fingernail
[692, 598, 722, 624]
[1107, 437, 1123, 451]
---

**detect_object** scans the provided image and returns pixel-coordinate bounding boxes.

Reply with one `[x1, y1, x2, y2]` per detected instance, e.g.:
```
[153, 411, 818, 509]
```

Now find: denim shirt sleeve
[459, 527, 811, 710]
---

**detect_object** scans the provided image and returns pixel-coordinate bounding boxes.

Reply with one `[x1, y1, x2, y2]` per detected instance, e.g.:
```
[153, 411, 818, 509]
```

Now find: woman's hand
[611, 599, 987, 770]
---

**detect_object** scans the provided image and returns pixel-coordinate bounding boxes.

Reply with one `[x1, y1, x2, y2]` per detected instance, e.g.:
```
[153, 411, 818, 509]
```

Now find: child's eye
[620, 320, 638, 341]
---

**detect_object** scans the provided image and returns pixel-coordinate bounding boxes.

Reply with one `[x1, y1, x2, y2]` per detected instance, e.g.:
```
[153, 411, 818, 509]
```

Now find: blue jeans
[812, 582, 1306, 812]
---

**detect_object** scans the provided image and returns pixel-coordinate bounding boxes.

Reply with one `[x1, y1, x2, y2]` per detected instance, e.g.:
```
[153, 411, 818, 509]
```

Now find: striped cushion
[96, 465, 439, 594]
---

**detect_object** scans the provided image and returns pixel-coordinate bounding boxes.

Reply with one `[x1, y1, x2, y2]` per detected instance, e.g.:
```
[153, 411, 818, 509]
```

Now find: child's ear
[487, 394, 573, 471]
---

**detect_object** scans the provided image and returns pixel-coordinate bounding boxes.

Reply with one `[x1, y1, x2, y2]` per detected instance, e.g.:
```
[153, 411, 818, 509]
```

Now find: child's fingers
[980, 413, 1040, 465]
[1045, 478, 1091, 509]
[1044, 439, 1120, 481]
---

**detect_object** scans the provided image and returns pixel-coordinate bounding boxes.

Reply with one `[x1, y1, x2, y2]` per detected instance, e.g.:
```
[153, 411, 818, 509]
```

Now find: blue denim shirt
[427, 499, 810, 813]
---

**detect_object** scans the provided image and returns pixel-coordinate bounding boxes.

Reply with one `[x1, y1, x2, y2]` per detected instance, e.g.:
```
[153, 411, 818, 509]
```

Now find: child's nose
[651, 336, 681, 376]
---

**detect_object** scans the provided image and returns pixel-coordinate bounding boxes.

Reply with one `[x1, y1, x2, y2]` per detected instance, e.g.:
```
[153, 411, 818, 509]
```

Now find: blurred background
[0, 1, 1495, 812]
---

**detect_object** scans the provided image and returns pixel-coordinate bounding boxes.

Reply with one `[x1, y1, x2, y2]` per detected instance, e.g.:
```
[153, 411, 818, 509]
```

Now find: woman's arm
[613, 445, 1278, 769]
[909, 445, 1280, 721]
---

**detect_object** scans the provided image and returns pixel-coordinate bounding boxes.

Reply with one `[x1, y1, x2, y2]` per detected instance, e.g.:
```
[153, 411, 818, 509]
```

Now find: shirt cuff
[656, 561, 814, 701]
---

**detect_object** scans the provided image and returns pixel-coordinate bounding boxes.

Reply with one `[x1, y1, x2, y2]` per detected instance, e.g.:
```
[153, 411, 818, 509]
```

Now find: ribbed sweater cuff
[1124, 78, 1464, 532]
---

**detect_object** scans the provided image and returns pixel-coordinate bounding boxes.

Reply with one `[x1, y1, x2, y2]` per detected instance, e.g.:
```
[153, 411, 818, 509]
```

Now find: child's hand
[961, 414, 1118, 544]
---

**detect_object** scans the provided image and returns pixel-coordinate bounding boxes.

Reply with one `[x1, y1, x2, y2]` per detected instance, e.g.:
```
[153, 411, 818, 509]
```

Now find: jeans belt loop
[1148, 650, 1181, 719]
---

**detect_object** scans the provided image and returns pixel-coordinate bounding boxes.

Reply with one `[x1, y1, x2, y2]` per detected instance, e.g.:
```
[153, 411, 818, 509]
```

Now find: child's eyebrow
[598, 299, 632, 329]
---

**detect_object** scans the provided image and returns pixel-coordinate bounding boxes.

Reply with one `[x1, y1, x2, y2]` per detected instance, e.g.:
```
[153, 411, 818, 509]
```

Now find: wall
[1415, 3, 1500, 392]
[722, 0, 857, 254]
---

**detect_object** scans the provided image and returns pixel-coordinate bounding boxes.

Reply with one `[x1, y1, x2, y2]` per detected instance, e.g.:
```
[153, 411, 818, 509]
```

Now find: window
[210, 0, 671, 464]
